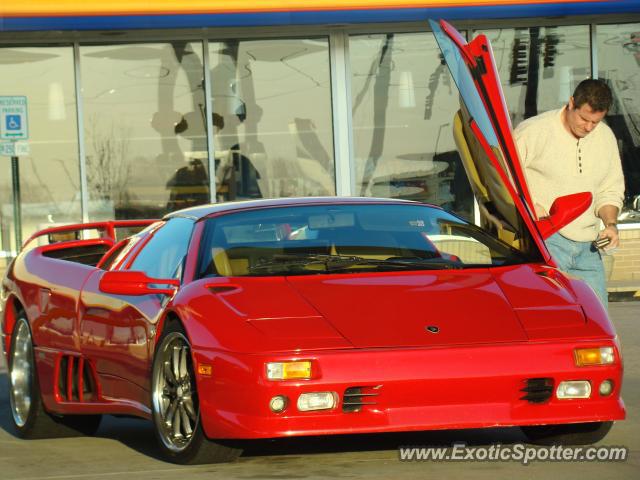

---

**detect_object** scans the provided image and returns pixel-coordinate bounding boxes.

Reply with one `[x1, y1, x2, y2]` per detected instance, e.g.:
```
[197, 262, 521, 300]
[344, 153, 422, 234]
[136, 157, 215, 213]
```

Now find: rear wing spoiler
[21, 220, 158, 251]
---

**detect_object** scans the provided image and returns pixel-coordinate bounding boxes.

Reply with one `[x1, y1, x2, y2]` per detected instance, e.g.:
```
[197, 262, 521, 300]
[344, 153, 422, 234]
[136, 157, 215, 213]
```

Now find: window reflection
[0, 46, 81, 256]
[208, 38, 335, 201]
[81, 42, 209, 220]
[350, 33, 473, 221]
[481, 26, 590, 123]
[598, 23, 640, 223]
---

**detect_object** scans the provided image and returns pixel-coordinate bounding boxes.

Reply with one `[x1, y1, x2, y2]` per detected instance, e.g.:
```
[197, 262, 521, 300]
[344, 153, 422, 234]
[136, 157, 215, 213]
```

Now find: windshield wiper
[248, 253, 462, 273]
[248, 253, 359, 273]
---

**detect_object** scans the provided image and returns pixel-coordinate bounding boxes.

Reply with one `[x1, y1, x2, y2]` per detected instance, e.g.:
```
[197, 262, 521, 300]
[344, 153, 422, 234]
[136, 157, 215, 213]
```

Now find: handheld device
[592, 237, 611, 249]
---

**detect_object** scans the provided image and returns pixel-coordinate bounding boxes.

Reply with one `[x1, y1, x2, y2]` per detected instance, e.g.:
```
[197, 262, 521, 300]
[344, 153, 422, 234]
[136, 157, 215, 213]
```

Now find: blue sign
[6, 115, 21, 131]
[0, 96, 29, 140]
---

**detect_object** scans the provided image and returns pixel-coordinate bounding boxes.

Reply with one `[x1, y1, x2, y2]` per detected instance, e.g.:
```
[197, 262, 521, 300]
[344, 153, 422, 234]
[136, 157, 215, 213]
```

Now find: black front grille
[342, 386, 380, 413]
[520, 378, 554, 403]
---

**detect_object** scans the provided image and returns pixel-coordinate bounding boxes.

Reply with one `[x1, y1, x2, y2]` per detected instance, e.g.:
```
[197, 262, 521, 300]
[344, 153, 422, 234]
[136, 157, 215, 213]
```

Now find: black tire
[151, 320, 242, 464]
[8, 315, 102, 439]
[521, 421, 613, 445]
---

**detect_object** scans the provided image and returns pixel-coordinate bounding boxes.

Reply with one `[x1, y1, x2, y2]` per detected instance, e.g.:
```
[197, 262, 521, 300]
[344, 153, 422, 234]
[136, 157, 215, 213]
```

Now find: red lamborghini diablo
[1, 20, 624, 464]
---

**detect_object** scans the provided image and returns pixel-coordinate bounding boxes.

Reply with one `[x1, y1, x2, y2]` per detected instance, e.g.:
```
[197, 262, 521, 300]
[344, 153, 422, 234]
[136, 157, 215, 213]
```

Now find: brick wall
[609, 228, 640, 281]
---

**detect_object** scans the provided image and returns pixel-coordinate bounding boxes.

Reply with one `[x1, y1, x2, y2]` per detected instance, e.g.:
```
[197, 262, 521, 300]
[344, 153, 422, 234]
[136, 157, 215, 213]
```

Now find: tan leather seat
[212, 247, 233, 276]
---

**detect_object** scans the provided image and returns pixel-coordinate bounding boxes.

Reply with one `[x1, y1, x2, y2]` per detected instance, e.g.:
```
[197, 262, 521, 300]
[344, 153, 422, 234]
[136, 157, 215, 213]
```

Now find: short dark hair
[572, 79, 612, 112]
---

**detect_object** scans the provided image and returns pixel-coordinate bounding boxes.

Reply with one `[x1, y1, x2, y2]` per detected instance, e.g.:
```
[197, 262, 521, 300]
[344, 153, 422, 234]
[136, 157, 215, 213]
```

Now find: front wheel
[151, 321, 241, 464]
[521, 421, 613, 445]
[8, 315, 102, 438]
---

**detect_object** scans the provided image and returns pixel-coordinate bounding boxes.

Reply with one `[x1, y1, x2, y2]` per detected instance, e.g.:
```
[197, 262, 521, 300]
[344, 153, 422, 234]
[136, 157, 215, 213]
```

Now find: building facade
[1, 1, 640, 280]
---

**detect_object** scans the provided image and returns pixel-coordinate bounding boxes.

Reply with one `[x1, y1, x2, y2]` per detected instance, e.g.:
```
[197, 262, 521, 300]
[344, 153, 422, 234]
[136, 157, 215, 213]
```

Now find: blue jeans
[545, 233, 608, 308]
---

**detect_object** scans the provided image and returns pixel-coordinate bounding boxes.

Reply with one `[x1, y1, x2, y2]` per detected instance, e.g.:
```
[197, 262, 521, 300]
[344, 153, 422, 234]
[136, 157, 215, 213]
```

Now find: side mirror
[99, 270, 179, 296]
[536, 192, 593, 239]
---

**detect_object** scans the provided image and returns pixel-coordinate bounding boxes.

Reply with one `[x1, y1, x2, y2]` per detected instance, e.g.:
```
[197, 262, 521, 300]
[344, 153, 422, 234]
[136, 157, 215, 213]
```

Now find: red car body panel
[194, 341, 623, 438]
[1, 21, 625, 443]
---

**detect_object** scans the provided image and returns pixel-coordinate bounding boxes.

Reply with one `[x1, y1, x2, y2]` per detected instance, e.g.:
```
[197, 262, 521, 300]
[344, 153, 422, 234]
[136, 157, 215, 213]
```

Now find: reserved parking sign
[0, 96, 28, 140]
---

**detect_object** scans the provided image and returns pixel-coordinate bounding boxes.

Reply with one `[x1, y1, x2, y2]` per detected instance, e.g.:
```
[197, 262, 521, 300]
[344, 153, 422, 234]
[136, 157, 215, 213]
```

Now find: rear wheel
[521, 421, 613, 445]
[151, 321, 241, 464]
[8, 315, 102, 438]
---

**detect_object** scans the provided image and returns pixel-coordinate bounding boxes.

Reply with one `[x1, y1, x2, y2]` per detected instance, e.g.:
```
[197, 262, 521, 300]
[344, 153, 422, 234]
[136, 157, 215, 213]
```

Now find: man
[514, 79, 624, 308]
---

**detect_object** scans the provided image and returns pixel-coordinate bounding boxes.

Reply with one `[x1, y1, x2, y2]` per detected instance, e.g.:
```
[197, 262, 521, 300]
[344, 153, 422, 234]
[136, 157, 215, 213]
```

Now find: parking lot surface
[0, 303, 638, 480]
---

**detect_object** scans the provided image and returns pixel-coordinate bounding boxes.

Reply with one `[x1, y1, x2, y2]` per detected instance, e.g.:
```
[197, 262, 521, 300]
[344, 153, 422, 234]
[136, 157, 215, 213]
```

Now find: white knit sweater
[514, 107, 624, 242]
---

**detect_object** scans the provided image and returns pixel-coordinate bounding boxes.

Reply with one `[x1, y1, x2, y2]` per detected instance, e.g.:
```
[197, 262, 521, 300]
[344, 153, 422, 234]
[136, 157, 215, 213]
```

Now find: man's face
[565, 97, 607, 138]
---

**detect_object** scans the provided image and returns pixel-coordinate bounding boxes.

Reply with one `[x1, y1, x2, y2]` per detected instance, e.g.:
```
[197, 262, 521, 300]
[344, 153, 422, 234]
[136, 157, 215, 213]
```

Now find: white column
[202, 39, 217, 203]
[73, 42, 89, 223]
[330, 29, 355, 197]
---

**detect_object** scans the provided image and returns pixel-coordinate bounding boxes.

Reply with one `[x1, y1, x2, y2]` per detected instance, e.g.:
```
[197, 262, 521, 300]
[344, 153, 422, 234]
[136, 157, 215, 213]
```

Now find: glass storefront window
[4, 22, 640, 267]
[0, 46, 81, 256]
[598, 23, 640, 223]
[481, 26, 591, 124]
[81, 42, 209, 220]
[350, 33, 473, 221]
[0, 160, 10, 263]
[208, 38, 335, 201]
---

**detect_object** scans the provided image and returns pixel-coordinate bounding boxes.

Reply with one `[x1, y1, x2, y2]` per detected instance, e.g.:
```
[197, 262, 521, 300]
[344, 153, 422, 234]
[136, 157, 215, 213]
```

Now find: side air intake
[57, 355, 98, 402]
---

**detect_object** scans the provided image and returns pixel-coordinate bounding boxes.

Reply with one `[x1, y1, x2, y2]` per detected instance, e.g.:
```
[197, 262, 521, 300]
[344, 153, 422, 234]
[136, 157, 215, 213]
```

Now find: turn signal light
[266, 361, 312, 380]
[574, 347, 615, 366]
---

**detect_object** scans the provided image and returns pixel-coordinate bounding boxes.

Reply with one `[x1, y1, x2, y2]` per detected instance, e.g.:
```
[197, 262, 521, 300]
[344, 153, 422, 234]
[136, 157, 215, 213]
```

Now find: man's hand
[597, 205, 620, 249]
[598, 224, 620, 248]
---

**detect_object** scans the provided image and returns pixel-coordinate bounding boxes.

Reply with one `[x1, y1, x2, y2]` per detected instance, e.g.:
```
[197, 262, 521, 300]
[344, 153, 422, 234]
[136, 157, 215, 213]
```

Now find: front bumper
[193, 340, 625, 440]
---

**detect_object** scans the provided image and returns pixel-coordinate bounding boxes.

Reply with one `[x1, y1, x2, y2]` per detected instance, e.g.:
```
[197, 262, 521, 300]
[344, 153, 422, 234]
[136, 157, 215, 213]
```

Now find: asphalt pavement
[0, 302, 638, 480]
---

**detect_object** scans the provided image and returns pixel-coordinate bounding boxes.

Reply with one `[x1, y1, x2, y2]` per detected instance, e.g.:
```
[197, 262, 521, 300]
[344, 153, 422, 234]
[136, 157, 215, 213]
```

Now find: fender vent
[521, 377, 554, 403]
[342, 385, 381, 413]
[57, 355, 98, 402]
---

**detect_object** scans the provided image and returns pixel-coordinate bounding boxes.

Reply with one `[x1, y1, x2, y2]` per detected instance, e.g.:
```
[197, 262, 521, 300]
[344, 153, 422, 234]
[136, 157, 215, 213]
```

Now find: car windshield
[197, 204, 541, 277]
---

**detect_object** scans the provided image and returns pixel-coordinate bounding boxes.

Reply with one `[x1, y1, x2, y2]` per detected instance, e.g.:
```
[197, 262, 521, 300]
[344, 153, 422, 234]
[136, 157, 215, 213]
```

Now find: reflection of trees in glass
[600, 26, 640, 216]
[86, 115, 132, 204]
[0, 157, 79, 223]
[506, 27, 569, 120]
[208, 38, 335, 200]
[25, 157, 75, 206]
[358, 34, 393, 196]
[424, 61, 447, 120]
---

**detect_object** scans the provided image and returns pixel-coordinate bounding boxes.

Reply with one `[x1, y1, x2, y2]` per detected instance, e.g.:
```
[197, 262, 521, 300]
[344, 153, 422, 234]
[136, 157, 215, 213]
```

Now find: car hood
[285, 270, 528, 348]
[184, 264, 613, 353]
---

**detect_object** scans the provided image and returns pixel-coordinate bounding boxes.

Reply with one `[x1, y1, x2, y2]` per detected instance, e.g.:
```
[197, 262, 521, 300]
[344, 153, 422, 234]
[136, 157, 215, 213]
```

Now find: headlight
[266, 361, 312, 380]
[297, 392, 337, 411]
[574, 347, 615, 366]
[557, 380, 591, 399]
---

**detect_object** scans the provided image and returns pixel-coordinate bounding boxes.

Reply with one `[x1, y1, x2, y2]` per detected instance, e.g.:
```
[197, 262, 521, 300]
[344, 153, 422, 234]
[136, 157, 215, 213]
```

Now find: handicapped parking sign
[6, 115, 21, 131]
[0, 96, 28, 140]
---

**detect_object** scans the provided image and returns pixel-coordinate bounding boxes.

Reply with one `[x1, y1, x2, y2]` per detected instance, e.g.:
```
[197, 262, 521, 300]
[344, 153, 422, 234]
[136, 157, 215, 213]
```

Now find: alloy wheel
[152, 332, 199, 452]
[9, 320, 33, 428]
